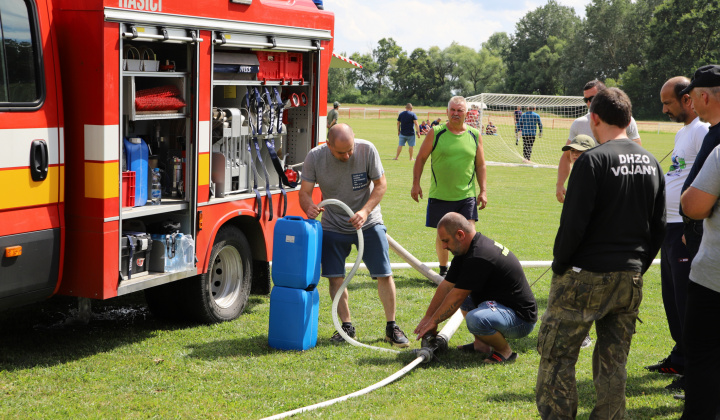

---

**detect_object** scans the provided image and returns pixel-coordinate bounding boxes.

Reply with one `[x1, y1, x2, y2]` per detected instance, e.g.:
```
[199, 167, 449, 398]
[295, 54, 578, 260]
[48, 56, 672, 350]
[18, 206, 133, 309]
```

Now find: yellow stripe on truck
[199, 153, 209, 186]
[0, 167, 60, 209]
[84, 161, 119, 199]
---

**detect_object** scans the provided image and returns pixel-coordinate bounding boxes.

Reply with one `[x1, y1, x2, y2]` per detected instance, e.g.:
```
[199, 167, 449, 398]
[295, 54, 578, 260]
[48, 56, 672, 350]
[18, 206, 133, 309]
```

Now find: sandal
[458, 343, 477, 352]
[484, 351, 518, 364]
[458, 343, 490, 358]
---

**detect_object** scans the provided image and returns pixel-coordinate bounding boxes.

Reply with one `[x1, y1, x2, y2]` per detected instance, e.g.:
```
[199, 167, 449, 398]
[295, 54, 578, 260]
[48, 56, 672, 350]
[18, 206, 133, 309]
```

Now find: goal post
[465, 93, 587, 168]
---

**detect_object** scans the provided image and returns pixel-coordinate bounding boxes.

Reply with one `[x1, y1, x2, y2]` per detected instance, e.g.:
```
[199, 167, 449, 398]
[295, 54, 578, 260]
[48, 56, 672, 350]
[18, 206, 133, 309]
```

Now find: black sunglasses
[584, 95, 595, 103]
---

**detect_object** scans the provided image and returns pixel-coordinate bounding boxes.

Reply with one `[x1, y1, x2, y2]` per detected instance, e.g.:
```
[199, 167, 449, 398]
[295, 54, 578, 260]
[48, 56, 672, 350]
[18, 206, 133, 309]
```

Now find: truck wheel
[187, 225, 252, 323]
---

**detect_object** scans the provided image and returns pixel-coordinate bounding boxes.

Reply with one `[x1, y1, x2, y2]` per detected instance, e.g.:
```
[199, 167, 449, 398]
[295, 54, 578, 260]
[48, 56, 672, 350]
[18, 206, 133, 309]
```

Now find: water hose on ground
[260, 200, 464, 419]
[262, 310, 465, 420]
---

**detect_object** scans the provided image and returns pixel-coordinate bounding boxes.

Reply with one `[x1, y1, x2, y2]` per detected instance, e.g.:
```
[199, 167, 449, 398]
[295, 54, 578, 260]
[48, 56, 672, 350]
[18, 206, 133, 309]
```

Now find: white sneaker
[581, 335, 593, 349]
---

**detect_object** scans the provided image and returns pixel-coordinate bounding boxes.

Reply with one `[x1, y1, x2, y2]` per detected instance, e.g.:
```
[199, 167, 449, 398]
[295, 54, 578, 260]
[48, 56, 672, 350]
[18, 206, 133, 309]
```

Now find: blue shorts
[425, 197, 478, 228]
[321, 224, 392, 278]
[398, 134, 416, 147]
[461, 298, 536, 338]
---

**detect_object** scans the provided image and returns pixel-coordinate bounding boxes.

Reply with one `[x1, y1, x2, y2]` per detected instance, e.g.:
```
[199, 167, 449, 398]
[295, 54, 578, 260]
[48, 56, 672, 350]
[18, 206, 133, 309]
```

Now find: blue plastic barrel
[271, 216, 322, 289]
[123, 137, 149, 206]
[268, 286, 319, 351]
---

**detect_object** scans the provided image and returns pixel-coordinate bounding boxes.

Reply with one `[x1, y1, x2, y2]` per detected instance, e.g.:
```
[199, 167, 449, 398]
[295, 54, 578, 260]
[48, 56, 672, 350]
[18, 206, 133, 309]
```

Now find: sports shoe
[385, 325, 410, 348]
[665, 376, 686, 392]
[645, 357, 684, 375]
[330, 324, 356, 343]
[581, 335, 593, 349]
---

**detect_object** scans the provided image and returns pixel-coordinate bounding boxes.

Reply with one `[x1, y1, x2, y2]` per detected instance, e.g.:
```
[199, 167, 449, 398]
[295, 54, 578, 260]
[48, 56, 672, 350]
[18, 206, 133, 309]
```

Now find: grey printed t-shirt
[689, 144, 720, 293]
[301, 139, 384, 233]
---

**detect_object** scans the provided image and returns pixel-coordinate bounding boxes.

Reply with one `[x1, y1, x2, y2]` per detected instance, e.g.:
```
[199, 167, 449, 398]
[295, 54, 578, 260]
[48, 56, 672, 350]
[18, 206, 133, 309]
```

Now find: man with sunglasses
[555, 80, 642, 203]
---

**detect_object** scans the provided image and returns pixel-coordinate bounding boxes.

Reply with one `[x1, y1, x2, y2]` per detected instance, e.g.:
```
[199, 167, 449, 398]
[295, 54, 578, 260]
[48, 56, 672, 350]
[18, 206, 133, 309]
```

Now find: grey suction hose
[386, 234, 444, 286]
[317, 198, 400, 354]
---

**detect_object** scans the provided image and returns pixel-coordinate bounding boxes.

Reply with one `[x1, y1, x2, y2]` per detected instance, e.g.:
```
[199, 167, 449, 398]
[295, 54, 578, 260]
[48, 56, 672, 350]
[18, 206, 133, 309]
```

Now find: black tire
[185, 225, 252, 323]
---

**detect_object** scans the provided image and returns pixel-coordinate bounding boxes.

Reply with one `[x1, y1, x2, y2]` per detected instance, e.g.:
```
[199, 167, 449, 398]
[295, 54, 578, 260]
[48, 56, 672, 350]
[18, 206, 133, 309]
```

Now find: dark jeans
[522, 135, 536, 161]
[660, 222, 692, 366]
[682, 281, 720, 419]
[682, 218, 704, 259]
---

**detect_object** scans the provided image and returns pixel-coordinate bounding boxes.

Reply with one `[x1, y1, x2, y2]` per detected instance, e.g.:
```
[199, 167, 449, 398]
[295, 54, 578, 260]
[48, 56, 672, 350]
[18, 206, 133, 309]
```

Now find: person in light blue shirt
[519, 106, 543, 162]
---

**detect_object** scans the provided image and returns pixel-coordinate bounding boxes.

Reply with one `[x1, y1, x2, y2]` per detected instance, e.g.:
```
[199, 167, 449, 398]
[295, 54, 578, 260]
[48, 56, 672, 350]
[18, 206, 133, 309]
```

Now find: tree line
[328, 0, 720, 120]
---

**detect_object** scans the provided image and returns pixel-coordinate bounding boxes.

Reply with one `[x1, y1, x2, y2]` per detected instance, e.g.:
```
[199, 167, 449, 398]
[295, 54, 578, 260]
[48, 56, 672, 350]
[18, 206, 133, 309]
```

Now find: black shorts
[426, 197, 478, 228]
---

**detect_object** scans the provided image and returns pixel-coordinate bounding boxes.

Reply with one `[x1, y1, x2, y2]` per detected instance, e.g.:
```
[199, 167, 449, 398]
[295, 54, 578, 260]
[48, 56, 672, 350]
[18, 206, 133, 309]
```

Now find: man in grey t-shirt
[678, 65, 720, 417]
[299, 124, 409, 347]
[556, 79, 642, 203]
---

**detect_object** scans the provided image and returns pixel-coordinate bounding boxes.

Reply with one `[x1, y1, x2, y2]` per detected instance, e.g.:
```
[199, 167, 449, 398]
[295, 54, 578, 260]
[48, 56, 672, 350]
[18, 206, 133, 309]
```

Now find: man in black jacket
[536, 88, 666, 419]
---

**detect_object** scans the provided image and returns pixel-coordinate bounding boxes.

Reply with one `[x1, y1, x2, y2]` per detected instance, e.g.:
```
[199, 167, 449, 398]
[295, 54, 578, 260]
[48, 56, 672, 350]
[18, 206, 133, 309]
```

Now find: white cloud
[328, 0, 590, 55]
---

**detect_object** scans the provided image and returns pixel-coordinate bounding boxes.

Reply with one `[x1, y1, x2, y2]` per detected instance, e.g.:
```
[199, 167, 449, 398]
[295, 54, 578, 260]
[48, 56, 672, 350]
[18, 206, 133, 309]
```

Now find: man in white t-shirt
[644, 77, 708, 392]
[555, 80, 642, 203]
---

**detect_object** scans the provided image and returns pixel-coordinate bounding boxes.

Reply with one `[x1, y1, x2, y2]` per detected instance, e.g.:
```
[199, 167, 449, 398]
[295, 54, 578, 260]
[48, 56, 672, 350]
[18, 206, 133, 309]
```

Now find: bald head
[663, 76, 692, 102]
[661, 76, 693, 124]
[328, 123, 354, 145]
[327, 123, 355, 162]
[406, 103, 413, 110]
[437, 212, 475, 236]
[437, 212, 476, 256]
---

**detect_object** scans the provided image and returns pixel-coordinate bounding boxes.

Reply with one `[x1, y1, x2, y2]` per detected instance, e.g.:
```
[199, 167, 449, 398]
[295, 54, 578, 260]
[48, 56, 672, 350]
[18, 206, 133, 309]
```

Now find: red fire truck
[0, 0, 346, 322]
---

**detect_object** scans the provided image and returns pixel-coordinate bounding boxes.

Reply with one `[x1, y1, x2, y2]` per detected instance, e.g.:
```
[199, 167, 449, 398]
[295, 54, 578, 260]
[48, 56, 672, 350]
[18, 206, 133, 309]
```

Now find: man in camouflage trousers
[536, 88, 666, 419]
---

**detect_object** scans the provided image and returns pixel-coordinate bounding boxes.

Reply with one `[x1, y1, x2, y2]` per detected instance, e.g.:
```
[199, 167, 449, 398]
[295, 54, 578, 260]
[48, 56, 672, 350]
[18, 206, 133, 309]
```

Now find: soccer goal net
[465, 93, 587, 168]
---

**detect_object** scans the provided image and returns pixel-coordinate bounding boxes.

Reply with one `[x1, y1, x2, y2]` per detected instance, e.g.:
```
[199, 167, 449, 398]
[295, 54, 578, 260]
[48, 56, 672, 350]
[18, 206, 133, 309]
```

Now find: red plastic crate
[256, 51, 303, 83]
[284, 52, 303, 81]
[256, 51, 283, 81]
[122, 171, 136, 208]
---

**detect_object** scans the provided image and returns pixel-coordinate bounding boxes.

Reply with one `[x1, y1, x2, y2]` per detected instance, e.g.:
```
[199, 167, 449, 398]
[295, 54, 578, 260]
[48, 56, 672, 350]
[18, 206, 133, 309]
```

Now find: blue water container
[268, 286, 319, 351]
[271, 216, 322, 289]
[123, 137, 149, 206]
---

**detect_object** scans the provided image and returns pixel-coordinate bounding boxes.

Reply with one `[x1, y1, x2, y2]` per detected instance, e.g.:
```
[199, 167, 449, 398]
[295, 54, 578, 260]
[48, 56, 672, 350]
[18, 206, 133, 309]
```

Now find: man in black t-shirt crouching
[414, 212, 537, 364]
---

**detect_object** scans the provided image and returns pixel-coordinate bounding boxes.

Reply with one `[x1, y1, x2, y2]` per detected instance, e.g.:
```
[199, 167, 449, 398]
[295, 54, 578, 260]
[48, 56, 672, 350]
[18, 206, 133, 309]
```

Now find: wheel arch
[201, 211, 268, 273]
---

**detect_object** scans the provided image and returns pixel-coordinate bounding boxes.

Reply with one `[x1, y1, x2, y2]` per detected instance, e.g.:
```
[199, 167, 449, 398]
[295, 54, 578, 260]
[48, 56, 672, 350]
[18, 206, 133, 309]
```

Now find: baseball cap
[562, 134, 595, 152]
[680, 65, 720, 95]
[333, 101, 340, 107]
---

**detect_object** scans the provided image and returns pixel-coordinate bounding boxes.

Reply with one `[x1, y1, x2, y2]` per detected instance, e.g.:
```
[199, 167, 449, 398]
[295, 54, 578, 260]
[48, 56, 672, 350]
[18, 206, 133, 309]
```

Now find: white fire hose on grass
[261, 199, 464, 420]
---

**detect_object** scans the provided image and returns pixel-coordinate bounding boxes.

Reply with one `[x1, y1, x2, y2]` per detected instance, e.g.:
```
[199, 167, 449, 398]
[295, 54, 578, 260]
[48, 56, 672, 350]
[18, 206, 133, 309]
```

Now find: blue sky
[329, 0, 592, 56]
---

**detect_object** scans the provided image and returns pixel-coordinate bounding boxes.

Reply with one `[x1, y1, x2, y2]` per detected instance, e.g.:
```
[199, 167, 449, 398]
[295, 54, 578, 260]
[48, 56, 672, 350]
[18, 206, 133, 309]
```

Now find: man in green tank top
[411, 96, 488, 277]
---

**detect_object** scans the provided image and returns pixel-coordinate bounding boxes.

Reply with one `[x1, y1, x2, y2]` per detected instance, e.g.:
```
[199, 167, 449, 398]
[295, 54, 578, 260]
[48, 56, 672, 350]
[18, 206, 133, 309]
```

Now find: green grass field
[0, 118, 682, 419]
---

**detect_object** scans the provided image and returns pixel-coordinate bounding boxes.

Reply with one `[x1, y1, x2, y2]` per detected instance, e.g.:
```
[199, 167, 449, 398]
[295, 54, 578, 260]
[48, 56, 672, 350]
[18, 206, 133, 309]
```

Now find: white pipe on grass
[261, 310, 464, 420]
[261, 201, 464, 419]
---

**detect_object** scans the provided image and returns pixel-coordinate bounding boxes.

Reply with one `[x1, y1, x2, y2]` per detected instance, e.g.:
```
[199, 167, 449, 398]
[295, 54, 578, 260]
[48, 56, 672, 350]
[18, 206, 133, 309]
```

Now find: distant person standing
[411, 96, 487, 278]
[394, 103, 420, 161]
[466, 104, 481, 130]
[327, 101, 340, 134]
[519, 105, 542, 162]
[514, 105, 522, 143]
